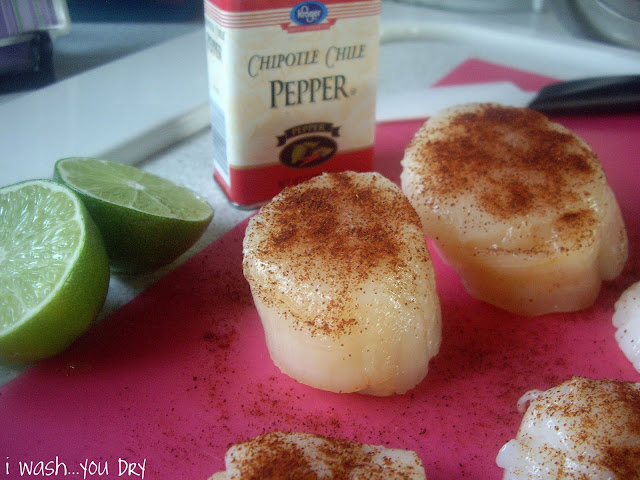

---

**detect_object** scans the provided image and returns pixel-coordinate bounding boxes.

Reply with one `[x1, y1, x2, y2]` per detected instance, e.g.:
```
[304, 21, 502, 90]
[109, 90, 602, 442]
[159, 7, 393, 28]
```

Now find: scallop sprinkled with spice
[242, 171, 441, 396]
[401, 103, 628, 316]
[496, 376, 640, 479]
[209, 431, 427, 480]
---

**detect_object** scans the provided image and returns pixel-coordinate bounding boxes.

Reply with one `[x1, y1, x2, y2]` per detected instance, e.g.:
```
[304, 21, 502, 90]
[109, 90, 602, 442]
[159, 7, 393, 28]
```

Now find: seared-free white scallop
[613, 280, 640, 373]
[210, 431, 427, 480]
[243, 171, 441, 396]
[496, 377, 640, 479]
[401, 103, 628, 316]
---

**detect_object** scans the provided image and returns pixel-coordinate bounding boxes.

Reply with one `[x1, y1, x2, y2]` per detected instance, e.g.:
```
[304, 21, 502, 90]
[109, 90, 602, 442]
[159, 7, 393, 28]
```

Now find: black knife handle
[528, 75, 640, 114]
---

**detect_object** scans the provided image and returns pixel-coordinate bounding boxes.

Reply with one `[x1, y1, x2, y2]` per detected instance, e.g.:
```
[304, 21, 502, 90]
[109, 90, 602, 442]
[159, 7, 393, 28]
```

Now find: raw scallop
[496, 376, 640, 479]
[401, 103, 628, 316]
[243, 171, 441, 396]
[613, 280, 640, 373]
[210, 431, 427, 479]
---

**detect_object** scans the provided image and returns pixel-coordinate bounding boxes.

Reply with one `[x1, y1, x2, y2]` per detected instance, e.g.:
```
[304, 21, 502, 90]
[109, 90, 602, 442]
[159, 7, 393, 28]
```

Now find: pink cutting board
[2, 59, 639, 480]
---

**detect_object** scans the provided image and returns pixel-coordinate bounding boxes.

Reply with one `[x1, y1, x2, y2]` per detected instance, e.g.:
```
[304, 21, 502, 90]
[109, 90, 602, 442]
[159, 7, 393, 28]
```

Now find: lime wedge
[0, 180, 110, 364]
[54, 157, 214, 274]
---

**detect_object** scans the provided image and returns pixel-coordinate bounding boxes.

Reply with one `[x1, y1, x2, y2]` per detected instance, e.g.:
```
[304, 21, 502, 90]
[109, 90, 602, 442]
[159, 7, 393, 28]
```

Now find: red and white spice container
[204, 0, 381, 207]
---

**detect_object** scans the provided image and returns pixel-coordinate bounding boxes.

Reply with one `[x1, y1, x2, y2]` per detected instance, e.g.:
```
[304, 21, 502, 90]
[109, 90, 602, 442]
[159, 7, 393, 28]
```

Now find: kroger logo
[290, 1, 328, 26]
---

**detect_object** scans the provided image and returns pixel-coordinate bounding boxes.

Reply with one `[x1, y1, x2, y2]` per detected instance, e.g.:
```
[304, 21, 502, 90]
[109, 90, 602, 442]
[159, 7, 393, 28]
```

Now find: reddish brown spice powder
[243, 171, 429, 338]
[222, 432, 423, 480]
[407, 104, 603, 220]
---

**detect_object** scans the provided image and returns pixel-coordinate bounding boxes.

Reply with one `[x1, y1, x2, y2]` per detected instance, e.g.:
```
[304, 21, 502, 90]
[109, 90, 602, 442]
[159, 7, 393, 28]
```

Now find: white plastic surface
[376, 81, 537, 121]
[0, 29, 209, 186]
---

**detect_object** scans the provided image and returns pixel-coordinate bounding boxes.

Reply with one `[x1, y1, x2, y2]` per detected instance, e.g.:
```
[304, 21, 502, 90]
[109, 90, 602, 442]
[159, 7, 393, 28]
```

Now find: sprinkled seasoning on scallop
[496, 376, 640, 479]
[242, 171, 441, 396]
[209, 431, 427, 480]
[400, 103, 628, 316]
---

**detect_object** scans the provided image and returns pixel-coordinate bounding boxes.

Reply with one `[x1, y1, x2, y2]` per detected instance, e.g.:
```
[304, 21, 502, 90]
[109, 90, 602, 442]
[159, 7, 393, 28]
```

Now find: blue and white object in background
[0, 0, 70, 90]
[0, 0, 70, 40]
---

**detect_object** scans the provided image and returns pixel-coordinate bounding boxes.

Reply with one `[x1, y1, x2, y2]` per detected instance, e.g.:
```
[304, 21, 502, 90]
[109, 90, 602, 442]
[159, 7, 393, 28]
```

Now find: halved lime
[54, 157, 214, 274]
[0, 180, 110, 364]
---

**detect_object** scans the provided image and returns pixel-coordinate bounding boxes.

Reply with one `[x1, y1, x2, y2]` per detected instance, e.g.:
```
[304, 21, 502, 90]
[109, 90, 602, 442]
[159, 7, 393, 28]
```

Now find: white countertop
[2, 0, 640, 385]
